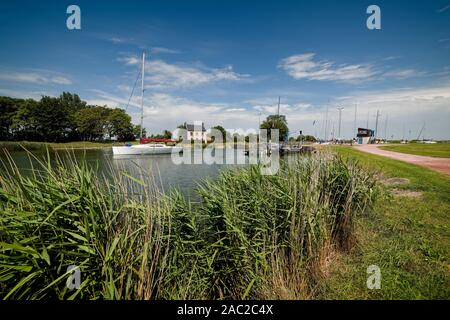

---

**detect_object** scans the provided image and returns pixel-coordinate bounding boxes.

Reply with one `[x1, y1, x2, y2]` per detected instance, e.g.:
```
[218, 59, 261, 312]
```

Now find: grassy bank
[321, 146, 450, 299]
[379, 143, 450, 158]
[0, 150, 377, 299]
[0, 141, 137, 152]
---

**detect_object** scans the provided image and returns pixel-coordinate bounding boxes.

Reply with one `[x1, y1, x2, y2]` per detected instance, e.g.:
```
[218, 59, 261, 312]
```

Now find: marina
[0, 0, 448, 304]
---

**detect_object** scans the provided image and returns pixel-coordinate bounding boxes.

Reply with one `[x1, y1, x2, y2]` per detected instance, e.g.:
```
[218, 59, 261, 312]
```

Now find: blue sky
[0, 0, 449, 139]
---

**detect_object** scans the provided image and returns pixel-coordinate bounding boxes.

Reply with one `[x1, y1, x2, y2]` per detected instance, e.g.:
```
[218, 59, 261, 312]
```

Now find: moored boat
[112, 52, 180, 156]
[112, 143, 182, 155]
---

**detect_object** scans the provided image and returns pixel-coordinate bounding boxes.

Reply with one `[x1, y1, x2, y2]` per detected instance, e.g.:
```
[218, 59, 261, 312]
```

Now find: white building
[185, 122, 208, 142]
[356, 128, 374, 144]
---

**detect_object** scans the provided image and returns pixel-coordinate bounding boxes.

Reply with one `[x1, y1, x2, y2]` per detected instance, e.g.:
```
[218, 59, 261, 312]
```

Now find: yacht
[112, 52, 181, 156]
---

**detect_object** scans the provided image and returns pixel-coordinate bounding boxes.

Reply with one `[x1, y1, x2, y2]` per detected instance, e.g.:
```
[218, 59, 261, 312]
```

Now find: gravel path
[354, 144, 450, 176]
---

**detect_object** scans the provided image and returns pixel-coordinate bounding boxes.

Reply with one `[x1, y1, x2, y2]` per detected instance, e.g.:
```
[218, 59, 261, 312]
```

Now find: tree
[244, 133, 259, 143]
[75, 106, 135, 142]
[211, 125, 226, 140]
[0, 97, 21, 140]
[260, 115, 289, 142]
[32, 96, 73, 142]
[75, 106, 109, 141]
[0, 92, 137, 142]
[59, 92, 86, 140]
[149, 130, 173, 139]
[296, 134, 316, 142]
[11, 99, 40, 141]
[133, 125, 146, 138]
[163, 130, 172, 139]
[107, 108, 134, 141]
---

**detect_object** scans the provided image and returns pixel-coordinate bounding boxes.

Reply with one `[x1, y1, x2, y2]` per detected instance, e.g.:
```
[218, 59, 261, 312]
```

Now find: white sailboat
[112, 142, 182, 155]
[112, 52, 181, 156]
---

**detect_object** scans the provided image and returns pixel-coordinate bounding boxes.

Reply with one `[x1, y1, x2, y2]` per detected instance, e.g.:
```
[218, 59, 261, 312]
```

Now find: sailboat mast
[140, 52, 145, 139]
[353, 102, 357, 140]
[277, 96, 280, 116]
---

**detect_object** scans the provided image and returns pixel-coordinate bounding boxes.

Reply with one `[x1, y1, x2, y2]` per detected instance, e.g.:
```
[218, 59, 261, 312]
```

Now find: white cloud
[85, 99, 121, 108]
[253, 103, 292, 114]
[383, 69, 422, 79]
[117, 84, 132, 93]
[346, 85, 450, 105]
[51, 76, 73, 85]
[107, 36, 136, 45]
[278, 53, 376, 82]
[0, 71, 72, 85]
[0, 88, 55, 100]
[329, 84, 450, 140]
[383, 56, 401, 61]
[90, 80, 450, 140]
[295, 103, 313, 109]
[90, 90, 259, 132]
[150, 47, 181, 54]
[137, 93, 257, 132]
[110, 37, 126, 44]
[279, 53, 428, 82]
[248, 84, 450, 140]
[224, 108, 246, 112]
[118, 55, 248, 88]
[88, 89, 138, 109]
[437, 4, 450, 13]
[118, 56, 141, 66]
[145, 61, 247, 89]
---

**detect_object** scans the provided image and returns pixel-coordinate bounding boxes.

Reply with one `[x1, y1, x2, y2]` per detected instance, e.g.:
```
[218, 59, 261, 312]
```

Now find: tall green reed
[0, 150, 379, 300]
[193, 154, 379, 299]
[0, 149, 172, 299]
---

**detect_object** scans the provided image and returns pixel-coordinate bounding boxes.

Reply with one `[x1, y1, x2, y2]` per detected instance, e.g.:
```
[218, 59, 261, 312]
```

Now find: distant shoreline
[0, 141, 137, 151]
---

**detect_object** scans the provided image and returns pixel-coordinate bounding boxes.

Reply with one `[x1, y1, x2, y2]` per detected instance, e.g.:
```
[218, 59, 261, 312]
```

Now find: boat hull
[112, 145, 182, 155]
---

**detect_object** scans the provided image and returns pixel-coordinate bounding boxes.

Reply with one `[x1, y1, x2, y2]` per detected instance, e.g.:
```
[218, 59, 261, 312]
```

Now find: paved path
[354, 144, 450, 176]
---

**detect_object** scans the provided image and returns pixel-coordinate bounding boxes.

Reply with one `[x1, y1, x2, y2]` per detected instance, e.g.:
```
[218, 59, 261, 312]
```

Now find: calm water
[0, 148, 248, 199]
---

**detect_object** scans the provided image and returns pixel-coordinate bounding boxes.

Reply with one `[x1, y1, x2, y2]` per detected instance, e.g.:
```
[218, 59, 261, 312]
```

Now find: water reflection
[0, 148, 248, 200]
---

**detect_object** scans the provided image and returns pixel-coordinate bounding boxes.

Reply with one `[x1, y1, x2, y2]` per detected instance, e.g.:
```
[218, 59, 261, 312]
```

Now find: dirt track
[354, 144, 450, 176]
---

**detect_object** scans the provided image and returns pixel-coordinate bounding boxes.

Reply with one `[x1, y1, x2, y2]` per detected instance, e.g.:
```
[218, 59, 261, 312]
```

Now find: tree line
[0, 92, 305, 143]
[0, 92, 139, 142]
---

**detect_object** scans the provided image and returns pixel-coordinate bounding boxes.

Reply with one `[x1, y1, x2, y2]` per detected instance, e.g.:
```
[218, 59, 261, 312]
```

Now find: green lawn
[379, 143, 450, 158]
[320, 146, 450, 299]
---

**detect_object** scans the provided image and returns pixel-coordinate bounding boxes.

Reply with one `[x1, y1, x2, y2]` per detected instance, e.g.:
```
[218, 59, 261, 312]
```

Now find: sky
[0, 0, 449, 139]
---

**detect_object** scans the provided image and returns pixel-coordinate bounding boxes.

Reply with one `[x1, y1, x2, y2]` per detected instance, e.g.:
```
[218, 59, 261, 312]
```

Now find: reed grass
[193, 155, 379, 299]
[0, 141, 49, 152]
[0, 150, 172, 299]
[0, 149, 379, 299]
